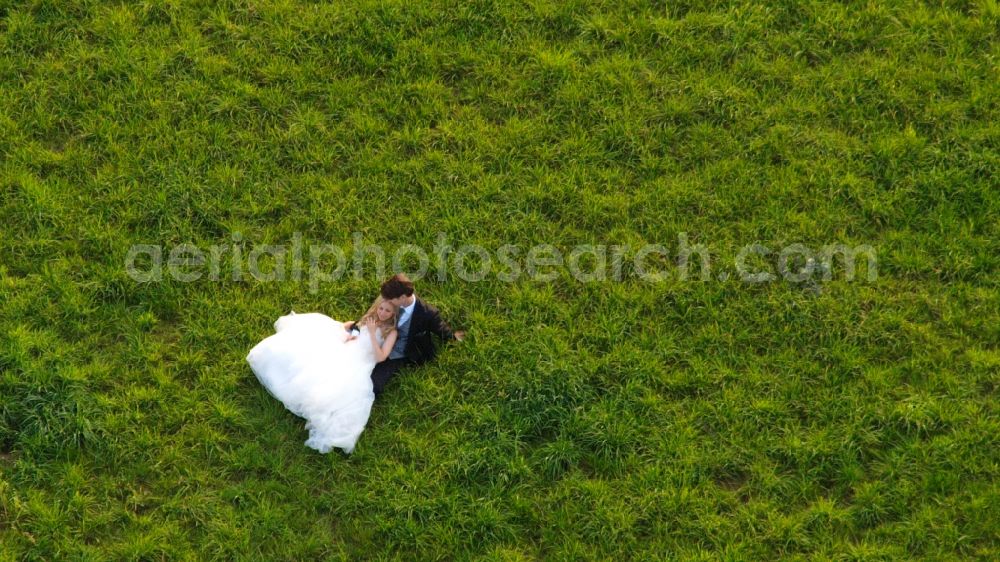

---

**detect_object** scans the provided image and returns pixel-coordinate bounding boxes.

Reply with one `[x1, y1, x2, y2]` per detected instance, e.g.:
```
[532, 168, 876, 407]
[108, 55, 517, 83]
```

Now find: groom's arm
[424, 303, 460, 341]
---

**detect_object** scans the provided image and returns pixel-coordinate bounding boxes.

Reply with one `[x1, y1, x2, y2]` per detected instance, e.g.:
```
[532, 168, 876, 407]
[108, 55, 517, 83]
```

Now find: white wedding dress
[246, 312, 381, 454]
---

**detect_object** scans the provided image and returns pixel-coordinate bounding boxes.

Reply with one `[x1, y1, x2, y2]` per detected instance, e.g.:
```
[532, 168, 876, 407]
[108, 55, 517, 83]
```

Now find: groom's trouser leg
[371, 359, 407, 396]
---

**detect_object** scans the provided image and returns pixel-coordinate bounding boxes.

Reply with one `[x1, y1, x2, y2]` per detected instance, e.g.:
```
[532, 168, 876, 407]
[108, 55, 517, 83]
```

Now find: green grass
[2, 0, 999, 559]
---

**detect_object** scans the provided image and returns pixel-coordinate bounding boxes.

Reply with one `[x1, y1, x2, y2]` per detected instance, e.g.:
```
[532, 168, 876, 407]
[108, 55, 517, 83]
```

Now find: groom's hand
[454, 331, 466, 341]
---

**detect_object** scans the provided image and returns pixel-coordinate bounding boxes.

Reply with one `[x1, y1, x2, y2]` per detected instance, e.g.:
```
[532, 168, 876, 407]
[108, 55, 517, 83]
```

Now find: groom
[347, 273, 465, 397]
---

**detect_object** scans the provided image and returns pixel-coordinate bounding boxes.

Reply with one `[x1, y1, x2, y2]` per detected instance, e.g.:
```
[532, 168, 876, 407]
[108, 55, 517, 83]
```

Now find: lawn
[1, 0, 998, 559]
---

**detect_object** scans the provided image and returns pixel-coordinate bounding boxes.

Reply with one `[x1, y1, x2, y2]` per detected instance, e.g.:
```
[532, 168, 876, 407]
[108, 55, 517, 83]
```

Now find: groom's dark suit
[369, 297, 456, 396]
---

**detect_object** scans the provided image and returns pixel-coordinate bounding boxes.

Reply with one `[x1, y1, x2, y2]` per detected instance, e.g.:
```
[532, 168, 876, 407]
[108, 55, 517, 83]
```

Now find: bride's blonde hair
[360, 297, 398, 336]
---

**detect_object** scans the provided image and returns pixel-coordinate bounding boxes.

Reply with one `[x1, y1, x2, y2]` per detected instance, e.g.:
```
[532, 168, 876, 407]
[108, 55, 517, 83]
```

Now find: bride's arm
[368, 326, 398, 363]
[341, 320, 358, 341]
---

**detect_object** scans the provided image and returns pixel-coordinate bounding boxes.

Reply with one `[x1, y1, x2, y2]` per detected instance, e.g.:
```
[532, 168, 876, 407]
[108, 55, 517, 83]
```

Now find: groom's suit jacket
[400, 297, 456, 364]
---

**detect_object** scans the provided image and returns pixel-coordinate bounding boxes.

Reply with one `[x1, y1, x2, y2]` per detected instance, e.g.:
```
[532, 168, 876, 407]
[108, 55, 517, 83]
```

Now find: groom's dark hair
[381, 273, 415, 299]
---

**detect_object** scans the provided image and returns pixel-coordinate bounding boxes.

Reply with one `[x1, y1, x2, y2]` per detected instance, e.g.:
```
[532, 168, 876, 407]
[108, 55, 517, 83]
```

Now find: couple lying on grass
[246, 273, 465, 453]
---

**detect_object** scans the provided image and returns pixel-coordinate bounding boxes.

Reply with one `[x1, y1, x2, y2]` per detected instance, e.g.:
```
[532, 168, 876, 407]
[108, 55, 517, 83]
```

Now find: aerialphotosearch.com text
[125, 232, 877, 293]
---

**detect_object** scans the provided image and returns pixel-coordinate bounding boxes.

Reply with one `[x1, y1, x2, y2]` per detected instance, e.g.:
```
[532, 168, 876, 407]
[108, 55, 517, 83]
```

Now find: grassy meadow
[2, 0, 999, 559]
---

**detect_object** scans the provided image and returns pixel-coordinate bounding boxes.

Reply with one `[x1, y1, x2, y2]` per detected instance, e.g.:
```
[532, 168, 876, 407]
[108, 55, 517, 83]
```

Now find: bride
[246, 298, 399, 454]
